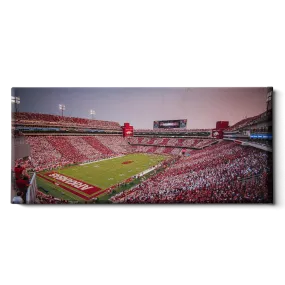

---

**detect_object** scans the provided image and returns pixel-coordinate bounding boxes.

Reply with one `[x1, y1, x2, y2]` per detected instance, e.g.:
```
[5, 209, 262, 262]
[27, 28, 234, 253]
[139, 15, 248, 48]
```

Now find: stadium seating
[26, 136, 66, 171]
[46, 136, 88, 164]
[67, 136, 104, 160]
[130, 145, 182, 155]
[25, 135, 126, 171]
[13, 108, 272, 204]
[25, 135, 219, 172]
[82, 136, 114, 156]
[154, 146, 166, 154]
[224, 111, 270, 132]
[176, 138, 186, 146]
[111, 141, 272, 203]
[134, 128, 211, 133]
[160, 138, 170, 145]
[146, 138, 157, 145]
[127, 137, 217, 149]
[36, 191, 69, 204]
[95, 136, 128, 154]
[162, 147, 176, 155]
[13, 112, 121, 130]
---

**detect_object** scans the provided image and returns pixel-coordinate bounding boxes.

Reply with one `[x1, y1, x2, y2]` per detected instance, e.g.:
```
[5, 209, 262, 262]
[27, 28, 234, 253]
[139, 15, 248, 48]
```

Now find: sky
[12, 87, 268, 129]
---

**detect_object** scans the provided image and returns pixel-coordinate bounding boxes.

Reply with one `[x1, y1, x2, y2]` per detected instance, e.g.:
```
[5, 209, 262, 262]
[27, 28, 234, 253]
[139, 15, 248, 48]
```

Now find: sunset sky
[12, 87, 268, 129]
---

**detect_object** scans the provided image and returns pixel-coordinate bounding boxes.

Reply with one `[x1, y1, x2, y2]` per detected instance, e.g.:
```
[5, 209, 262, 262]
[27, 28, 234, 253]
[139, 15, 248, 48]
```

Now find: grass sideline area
[96, 165, 168, 203]
[37, 153, 168, 202]
[37, 176, 82, 202]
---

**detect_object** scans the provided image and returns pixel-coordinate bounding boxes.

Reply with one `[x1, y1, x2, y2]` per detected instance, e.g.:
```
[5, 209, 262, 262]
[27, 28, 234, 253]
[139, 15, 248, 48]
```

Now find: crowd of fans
[13, 112, 121, 130]
[24, 135, 125, 171]
[134, 128, 211, 134]
[67, 136, 104, 160]
[95, 135, 129, 154]
[224, 117, 259, 132]
[25, 136, 65, 171]
[245, 111, 272, 129]
[247, 140, 272, 147]
[12, 160, 72, 204]
[248, 125, 272, 133]
[36, 191, 69, 204]
[130, 145, 183, 155]
[45, 136, 88, 165]
[128, 137, 217, 149]
[224, 111, 271, 132]
[12, 164, 30, 204]
[12, 129, 272, 204]
[111, 141, 272, 203]
[129, 137, 161, 144]
[83, 136, 114, 156]
[11, 106, 273, 205]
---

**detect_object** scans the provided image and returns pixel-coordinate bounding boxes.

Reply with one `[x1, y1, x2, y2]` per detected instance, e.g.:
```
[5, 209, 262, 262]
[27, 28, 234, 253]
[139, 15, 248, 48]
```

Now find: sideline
[135, 163, 162, 178]
[79, 155, 125, 165]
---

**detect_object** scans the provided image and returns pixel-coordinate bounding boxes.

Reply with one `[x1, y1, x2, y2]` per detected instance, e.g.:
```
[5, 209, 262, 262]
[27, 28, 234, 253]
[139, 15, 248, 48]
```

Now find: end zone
[38, 171, 104, 200]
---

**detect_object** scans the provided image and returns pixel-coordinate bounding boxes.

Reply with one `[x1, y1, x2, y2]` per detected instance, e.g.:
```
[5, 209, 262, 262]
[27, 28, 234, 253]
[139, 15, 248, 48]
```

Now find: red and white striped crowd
[25, 135, 128, 171]
[134, 128, 211, 133]
[128, 137, 217, 148]
[13, 112, 121, 130]
[13, 133, 272, 204]
[111, 141, 272, 203]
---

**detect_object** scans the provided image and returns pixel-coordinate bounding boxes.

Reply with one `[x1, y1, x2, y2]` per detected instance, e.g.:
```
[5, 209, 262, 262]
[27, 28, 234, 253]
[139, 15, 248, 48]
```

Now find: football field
[37, 153, 167, 202]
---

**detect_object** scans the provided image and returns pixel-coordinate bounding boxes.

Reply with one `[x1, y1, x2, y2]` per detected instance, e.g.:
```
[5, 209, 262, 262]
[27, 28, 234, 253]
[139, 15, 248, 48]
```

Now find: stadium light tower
[90, 109, 95, 120]
[59, 104, 65, 117]
[11, 96, 20, 114]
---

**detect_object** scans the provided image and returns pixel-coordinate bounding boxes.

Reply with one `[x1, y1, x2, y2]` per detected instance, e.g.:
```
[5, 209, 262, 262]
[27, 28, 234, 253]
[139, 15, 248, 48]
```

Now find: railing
[26, 172, 37, 204]
[13, 136, 27, 145]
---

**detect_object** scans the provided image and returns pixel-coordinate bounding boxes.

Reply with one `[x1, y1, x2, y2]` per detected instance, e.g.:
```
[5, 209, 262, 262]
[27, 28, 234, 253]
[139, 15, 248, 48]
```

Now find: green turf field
[37, 176, 82, 202]
[37, 153, 167, 202]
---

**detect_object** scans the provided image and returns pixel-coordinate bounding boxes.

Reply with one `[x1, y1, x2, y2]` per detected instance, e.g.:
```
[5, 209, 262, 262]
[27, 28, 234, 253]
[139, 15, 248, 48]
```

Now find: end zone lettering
[48, 173, 93, 191]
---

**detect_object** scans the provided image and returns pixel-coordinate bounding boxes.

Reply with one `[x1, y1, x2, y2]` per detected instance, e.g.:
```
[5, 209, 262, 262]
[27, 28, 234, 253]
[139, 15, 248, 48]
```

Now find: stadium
[11, 88, 273, 204]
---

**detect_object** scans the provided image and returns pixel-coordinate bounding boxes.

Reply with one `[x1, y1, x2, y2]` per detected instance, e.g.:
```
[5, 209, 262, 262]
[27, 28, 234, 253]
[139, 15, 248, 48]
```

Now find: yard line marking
[79, 154, 125, 165]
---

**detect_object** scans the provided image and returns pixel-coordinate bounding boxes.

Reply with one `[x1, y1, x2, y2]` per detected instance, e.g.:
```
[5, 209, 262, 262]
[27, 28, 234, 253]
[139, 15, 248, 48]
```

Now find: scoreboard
[153, 119, 187, 129]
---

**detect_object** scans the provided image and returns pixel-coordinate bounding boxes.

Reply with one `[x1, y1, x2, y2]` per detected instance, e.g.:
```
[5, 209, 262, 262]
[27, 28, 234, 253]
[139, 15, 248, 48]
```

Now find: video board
[153, 119, 187, 129]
